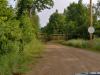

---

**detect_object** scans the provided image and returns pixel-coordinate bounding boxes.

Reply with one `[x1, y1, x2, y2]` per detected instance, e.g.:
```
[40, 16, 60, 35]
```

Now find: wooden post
[90, 0, 93, 40]
[89, 0, 94, 47]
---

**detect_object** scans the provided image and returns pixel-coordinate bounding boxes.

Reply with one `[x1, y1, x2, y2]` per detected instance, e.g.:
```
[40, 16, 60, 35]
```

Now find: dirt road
[25, 43, 100, 75]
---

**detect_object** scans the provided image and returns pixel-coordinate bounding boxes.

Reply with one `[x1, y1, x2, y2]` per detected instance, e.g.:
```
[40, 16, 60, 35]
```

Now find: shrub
[0, 20, 21, 55]
[20, 15, 35, 44]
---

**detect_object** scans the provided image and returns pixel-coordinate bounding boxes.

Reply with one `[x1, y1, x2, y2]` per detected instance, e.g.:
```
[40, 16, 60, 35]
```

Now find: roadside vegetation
[0, 0, 53, 75]
[56, 38, 100, 52]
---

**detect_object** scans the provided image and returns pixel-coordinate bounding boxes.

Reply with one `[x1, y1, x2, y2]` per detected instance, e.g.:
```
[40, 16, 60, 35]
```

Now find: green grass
[57, 38, 100, 51]
[0, 39, 43, 75]
[91, 38, 100, 51]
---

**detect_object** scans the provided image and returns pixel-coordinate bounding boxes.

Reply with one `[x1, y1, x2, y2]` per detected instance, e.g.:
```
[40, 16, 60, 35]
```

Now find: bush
[20, 15, 35, 44]
[0, 20, 21, 55]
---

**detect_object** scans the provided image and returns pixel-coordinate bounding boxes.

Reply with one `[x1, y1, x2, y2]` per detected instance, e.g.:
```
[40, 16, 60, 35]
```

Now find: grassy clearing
[57, 38, 100, 51]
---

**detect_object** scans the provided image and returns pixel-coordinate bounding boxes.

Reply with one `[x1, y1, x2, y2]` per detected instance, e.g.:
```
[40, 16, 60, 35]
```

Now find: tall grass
[0, 39, 43, 75]
[59, 39, 88, 48]
[92, 38, 100, 51]
[58, 38, 100, 51]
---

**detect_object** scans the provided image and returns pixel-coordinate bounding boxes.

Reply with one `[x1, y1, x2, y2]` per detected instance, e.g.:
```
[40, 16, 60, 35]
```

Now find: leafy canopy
[16, 0, 54, 16]
[43, 10, 66, 35]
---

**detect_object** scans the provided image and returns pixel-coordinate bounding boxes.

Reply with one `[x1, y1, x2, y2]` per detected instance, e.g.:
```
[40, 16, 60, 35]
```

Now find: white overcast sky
[9, 0, 97, 27]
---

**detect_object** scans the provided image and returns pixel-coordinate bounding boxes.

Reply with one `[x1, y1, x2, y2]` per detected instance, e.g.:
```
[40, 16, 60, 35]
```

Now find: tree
[65, 21, 77, 39]
[45, 10, 66, 35]
[95, 20, 100, 37]
[0, 0, 54, 74]
[16, 0, 54, 40]
[16, 0, 54, 17]
[0, 0, 21, 54]
[31, 13, 40, 37]
[92, 0, 100, 37]
[16, 0, 54, 50]
[0, 0, 14, 21]
[64, 0, 89, 39]
[93, 0, 100, 21]
[96, 0, 100, 17]
[78, 0, 82, 4]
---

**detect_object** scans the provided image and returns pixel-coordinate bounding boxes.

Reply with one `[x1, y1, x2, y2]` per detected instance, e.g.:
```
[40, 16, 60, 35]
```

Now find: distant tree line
[41, 0, 100, 40]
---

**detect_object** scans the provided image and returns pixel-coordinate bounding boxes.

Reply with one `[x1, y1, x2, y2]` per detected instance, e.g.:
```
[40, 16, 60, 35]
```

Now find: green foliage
[0, 52, 26, 75]
[0, 0, 8, 16]
[92, 38, 100, 50]
[65, 39, 88, 48]
[0, 39, 43, 75]
[0, 0, 46, 74]
[17, 0, 33, 16]
[17, 0, 54, 16]
[95, 20, 100, 37]
[65, 21, 77, 39]
[20, 14, 34, 44]
[32, 0, 54, 12]
[31, 14, 40, 37]
[16, 0, 54, 39]
[0, 0, 14, 20]
[59, 38, 100, 51]
[93, 0, 100, 18]
[0, 0, 21, 55]
[42, 0, 92, 40]
[0, 20, 21, 55]
[64, 0, 89, 39]
[43, 11, 66, 35]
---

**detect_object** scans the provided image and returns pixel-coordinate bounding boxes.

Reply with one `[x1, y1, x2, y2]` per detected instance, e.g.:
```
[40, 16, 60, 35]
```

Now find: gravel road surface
[25, 43, 100, 75]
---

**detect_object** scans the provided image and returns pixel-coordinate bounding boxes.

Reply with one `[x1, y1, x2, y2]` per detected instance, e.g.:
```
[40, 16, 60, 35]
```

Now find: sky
[9, 0, 97, 27]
